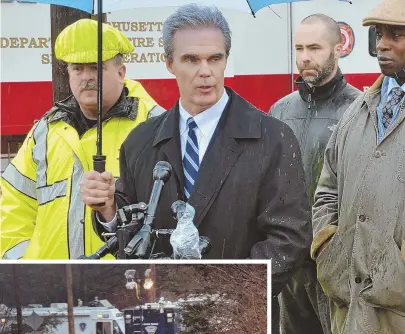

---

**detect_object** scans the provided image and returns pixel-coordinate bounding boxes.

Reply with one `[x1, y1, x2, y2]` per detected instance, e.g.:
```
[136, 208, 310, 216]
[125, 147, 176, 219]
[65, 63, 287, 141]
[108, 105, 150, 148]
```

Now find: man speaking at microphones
[80, 3, 311, 297]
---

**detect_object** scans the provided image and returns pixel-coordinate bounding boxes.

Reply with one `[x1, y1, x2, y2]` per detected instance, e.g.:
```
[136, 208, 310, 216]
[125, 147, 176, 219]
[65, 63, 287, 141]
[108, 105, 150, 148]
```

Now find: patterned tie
[382, 87, 405, 129]
[183, 117, 199, 199]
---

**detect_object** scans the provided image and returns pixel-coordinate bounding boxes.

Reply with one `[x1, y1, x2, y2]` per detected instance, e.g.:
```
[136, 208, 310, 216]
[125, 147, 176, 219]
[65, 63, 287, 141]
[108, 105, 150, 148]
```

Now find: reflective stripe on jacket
[0, 79, 164, 259]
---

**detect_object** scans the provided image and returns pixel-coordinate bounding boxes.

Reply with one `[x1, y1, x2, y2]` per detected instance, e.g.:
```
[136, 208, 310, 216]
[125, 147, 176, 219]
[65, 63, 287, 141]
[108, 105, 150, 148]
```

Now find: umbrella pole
[246, 1, 256, 18]
[93, 0, 106, 206]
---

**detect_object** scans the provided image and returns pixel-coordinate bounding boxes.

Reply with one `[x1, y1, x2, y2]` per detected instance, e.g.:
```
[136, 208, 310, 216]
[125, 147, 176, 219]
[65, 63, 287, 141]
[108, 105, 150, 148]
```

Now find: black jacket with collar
[270, 68, 361, 206]
[95, 87, 311, 296]
[48, 88, 144, 137]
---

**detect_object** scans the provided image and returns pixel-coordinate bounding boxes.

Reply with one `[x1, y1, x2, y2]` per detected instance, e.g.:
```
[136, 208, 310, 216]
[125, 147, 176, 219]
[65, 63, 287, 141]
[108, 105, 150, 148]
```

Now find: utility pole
[65, 264, 75, 334]
[50, 6, 90, 102]
[80, 266, 88, 305]
[12, 265, 22, 334]
[150, 264, 156, 303]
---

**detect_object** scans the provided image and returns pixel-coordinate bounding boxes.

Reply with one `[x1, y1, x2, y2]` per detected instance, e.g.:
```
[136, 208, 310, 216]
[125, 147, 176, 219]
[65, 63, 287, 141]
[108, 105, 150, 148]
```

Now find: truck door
[95, 321, 112, 334]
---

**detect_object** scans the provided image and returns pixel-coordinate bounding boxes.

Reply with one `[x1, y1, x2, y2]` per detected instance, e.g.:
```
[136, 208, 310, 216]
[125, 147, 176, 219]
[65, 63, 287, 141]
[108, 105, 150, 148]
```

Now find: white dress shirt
[99, 90, 229, 229]
[179, 90, 229, 163]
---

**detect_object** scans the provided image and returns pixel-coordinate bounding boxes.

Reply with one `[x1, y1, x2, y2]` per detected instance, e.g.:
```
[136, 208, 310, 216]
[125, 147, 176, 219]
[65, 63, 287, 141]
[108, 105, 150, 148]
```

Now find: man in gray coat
[312, 0, 405, 333]
[270, 14, 360, 334]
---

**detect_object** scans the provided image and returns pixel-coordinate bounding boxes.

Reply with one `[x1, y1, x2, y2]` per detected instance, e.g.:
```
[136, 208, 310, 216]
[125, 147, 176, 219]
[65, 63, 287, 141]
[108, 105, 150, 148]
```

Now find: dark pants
[278, 260, 331, 334]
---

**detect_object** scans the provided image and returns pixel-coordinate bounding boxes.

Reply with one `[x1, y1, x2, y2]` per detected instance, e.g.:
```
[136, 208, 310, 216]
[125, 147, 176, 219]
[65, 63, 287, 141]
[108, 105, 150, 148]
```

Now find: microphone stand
[123, 161, 172, 258]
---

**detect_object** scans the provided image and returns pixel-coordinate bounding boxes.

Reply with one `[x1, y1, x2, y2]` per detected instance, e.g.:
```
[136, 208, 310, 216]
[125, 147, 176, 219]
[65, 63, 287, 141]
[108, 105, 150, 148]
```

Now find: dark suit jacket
[99, 88, 311, 296]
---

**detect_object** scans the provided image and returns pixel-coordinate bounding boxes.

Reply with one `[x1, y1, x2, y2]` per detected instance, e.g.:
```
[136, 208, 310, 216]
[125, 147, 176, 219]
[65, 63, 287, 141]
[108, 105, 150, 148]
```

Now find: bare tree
[161, 265, 267, 333]
[12, 265, 22, 334]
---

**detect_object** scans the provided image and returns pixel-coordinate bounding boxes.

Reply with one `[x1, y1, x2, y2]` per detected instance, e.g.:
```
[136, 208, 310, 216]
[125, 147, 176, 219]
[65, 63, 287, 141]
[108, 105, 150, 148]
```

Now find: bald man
[270, 14, 361, 334]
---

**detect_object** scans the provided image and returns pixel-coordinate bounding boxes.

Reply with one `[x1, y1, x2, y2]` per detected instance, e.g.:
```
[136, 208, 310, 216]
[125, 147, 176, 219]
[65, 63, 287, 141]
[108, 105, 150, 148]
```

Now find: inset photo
[0, 264, 268, 333]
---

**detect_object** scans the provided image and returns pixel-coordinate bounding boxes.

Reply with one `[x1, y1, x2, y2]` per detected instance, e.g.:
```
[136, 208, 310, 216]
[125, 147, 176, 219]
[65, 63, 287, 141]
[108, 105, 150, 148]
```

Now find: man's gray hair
[113, 54, 123, 66]
[162, 3, 232, 60]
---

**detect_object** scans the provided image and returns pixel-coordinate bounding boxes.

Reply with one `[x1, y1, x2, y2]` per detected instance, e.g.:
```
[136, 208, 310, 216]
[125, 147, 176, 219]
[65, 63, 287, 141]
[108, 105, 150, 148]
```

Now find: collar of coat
[296, 67, 346, 102]
[46, 86, 140, 135]
[152, 87, 262, 146]
[362, 74, 386, 109]
[366, 74, 385, 94]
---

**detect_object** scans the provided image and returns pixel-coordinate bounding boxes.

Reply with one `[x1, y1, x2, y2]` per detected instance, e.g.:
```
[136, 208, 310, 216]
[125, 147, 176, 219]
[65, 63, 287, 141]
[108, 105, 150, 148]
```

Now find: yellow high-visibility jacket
[0, 79, 165, 259]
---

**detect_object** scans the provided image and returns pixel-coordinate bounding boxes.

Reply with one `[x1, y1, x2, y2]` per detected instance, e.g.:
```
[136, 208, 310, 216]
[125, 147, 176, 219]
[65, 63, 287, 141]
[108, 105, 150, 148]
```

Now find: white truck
[0, 299, 125, 334]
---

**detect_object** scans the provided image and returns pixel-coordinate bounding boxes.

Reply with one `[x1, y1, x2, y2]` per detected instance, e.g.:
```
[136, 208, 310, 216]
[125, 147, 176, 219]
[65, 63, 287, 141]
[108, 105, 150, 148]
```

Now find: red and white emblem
[338, 22, 355, 58]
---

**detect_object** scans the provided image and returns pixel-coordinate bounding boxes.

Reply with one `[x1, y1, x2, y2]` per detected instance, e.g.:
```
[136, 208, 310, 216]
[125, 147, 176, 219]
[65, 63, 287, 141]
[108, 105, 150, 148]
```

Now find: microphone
[78, 236, 118, 260]
[170, 200, 211, 258]
[144, 161, 172, 226]
[124, 161, 172, 257]
[198, 236, 211, 256]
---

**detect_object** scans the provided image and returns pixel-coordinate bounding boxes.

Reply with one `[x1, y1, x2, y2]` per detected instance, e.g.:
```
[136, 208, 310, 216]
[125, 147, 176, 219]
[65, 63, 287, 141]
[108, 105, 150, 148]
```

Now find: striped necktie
[183, 117, 199, 199]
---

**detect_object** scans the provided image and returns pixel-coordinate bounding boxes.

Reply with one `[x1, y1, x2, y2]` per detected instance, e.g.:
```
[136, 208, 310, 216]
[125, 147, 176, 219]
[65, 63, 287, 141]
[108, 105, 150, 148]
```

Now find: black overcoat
[100, 88, 311, 295]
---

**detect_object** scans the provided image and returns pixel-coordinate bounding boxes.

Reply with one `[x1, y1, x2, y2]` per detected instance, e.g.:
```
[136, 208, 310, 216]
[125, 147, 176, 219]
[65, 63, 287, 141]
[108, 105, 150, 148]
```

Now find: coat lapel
[188, 89, 262, 227]
[364, 75, 384, 137]
[153, 104, 185, 195]
[188, 134, 241, 227]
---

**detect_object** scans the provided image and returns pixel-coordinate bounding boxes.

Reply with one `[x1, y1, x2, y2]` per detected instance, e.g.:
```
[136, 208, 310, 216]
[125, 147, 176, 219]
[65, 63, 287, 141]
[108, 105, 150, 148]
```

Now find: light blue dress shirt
[377, 76, 405, 144]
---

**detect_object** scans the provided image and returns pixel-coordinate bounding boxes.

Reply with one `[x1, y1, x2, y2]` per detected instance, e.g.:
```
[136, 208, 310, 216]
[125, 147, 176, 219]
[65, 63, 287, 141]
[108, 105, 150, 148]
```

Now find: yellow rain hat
[55, 19, 134, 63]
